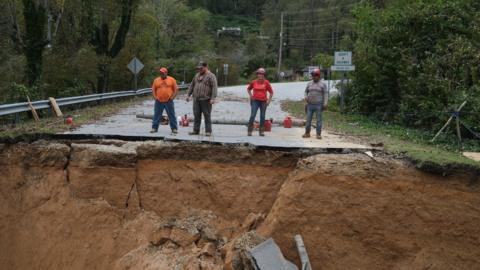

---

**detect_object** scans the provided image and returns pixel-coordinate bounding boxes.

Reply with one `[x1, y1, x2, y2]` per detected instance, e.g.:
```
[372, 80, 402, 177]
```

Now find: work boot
[172, 129, 178, 134]
[302, 133, 310, 138]
[150, 128, 158, 133]
[205, 132, 212, 137]
[259, 128, 265, 137]
[247, 126, 253, 136]
[189, 131, 199, 135]
[316, 134, 322, 140]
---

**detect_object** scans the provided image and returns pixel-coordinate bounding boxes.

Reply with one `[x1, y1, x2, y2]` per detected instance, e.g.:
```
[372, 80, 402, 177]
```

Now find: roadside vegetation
[284, 99, 480, 169]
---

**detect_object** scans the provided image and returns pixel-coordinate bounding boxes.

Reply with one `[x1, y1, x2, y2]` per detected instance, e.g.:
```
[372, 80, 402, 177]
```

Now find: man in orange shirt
[151, 67, 178, 134]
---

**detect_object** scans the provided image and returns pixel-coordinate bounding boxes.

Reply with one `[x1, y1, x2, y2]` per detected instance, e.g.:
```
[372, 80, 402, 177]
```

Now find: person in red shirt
[150, 67, 179, 134]
[247, 68, 273, 136]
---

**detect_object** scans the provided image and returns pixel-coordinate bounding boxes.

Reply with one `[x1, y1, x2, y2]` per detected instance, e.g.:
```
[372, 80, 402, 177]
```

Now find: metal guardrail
[0, 84, 190, 117]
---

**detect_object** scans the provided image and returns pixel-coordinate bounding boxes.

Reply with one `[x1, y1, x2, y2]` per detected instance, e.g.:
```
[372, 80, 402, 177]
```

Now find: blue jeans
[152, 99, 178, 130]
[305, 104, 323, 135]
[248, 100, 267, 128]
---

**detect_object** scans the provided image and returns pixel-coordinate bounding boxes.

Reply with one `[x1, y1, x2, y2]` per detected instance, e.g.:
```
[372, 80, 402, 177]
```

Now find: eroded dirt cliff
[0, 140, 479, 269]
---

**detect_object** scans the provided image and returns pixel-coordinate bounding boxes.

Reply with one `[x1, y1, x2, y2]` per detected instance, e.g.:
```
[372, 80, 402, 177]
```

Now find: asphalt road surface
[65, 81, 369, 149]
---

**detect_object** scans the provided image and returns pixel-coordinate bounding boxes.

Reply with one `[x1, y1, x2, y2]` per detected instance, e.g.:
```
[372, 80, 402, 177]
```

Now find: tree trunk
[22, 0, 49, 86]
[85, 0, 136, 92]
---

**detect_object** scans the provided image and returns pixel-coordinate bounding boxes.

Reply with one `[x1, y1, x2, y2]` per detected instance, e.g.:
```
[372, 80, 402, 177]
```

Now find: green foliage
[350, 0, 480, 134]
[187, 0, 266, 18]
[314, 53, 334, 69]
[5, 83, 40, 103]
[261, 0, 359, 69]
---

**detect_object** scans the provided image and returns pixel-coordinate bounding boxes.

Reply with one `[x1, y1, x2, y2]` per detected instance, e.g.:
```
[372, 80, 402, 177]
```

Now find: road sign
[127, 57, 144, 91]
[335, 51, 352, 66]
[127, 57, 144, 74]
[331, 65, 355, 71]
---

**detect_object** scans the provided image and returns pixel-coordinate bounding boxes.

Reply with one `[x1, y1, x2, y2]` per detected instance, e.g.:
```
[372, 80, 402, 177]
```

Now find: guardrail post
[15, 113, 20, 125]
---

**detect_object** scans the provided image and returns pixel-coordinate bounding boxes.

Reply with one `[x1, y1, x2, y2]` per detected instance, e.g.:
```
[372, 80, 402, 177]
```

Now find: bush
[349, 0, 480, 133]
[4, 83, 41, 103]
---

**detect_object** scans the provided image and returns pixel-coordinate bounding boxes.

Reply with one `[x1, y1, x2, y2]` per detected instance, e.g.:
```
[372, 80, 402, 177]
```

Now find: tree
[81, 0, 138, 93]
[8, 0, 64, 87]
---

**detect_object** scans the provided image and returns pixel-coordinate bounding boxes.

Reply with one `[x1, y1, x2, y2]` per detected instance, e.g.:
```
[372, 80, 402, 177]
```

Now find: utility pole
[310, 0, 315, 63]
[331, 28, 335, 50]
[277, 12, 284, 79]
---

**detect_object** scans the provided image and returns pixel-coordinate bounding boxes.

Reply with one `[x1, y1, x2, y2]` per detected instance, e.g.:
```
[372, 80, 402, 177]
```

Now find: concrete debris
[223, 231, 266, 270]
[249, 238, 298, 270]
[170, 227, 201, 247]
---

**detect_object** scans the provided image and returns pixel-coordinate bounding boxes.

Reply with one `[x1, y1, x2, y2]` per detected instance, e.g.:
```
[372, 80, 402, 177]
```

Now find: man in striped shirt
[303, 68, 328, 139]
[186, 61, 218, 136]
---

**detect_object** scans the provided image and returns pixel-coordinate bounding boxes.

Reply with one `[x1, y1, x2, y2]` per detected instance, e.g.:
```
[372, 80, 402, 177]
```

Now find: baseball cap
[159, 67, 168, 74]
[196, 61, 208, 68]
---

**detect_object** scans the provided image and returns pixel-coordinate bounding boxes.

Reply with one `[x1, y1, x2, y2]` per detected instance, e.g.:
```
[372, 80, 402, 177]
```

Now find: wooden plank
[26, 96, 40, 122]
[49, 97, 63, 117]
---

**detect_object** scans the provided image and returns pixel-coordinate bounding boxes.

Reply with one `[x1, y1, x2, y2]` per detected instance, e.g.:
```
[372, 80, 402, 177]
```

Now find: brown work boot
[316, 134, 322, 140]
[247, 126, 253, 136]
[302, 133, 310, 138]
[259, 128, 265, 137]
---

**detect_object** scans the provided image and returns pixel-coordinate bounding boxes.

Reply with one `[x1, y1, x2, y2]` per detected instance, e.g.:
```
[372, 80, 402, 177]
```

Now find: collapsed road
[1, 139, 479, 269]
[63, 82, 356, 149]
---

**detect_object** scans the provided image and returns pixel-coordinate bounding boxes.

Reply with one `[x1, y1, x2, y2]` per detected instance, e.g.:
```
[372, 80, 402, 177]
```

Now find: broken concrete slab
[249, 238, 298, 270]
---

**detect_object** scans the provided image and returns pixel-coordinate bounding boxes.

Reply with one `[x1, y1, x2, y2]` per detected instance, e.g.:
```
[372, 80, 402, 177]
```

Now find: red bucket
[265, 120, 272, 131]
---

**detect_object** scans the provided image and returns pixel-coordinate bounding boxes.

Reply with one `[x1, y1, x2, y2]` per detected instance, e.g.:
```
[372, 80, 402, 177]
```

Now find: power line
[283, 23, 337, 30]
[263, 3, 358, 16]
[286, 16, 354, 24]
[288, 37, 344, 42]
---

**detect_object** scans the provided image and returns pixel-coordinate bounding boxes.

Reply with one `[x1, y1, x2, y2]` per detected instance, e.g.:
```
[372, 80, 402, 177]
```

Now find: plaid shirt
[188, 71, 218, 100]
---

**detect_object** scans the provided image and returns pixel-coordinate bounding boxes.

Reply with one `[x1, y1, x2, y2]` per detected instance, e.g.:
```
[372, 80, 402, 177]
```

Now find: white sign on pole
[331, 65, 355, 71]
[223, 63, 229, 75]
[334, 51, 352, 66]
[127, 57, 144, 74]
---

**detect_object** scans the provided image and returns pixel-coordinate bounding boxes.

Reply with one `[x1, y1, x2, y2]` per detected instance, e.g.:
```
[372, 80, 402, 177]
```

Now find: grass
[0, 97, 150, 139]
[283, 100, 480, 170]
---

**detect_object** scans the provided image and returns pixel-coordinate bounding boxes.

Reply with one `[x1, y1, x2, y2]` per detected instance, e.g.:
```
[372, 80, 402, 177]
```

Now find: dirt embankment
[0, 140, 479, 269]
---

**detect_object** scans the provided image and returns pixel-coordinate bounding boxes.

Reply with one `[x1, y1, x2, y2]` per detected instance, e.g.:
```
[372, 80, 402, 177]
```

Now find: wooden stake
[456, 116, 462, 142]
[49, 97, 63, 117]
[26, 96, 40, 122]
[431, 100, 467, 142]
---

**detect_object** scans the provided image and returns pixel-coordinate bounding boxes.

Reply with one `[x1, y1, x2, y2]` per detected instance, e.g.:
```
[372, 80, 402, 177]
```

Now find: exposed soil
[1, 140, 479, 269]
